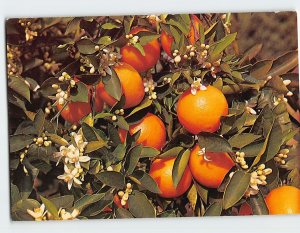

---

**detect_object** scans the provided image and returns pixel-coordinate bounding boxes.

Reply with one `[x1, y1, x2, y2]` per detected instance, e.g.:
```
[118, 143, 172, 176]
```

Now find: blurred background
[232, 11, 298, 60]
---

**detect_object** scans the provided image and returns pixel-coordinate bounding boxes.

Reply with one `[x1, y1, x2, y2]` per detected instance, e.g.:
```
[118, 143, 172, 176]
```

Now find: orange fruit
[93, 89, 104, 112]
[177, 85, 228, 134]
[113, 194, 128, 209]
[96, 62, 145, 109]
[149, 157, 192, 198]
[189, 145, 234, 188]
[119, 113, 166, 150]
[265, 186, 300, 215]
[57, 101, 91, 125]
[238, 202, 253, 216]
[161, 14, 201, 57]
[121, 27, 161, 73]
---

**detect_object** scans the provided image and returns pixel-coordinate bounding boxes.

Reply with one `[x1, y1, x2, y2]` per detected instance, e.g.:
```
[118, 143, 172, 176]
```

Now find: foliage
[7, 13, 299, 220]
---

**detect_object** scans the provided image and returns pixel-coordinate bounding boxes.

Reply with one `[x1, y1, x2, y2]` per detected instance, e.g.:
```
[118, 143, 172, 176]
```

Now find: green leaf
[249, 191, 269, 215]
[10, 134, 34, 153]
[251, 120, 274, 167]
[123, 16, 134, 35]
[76, 39, 97, 54]
[11, 183, 21, 204]
[228, 133, 261, 149]
[33, 109, 45, 136]
[50, 195, 74, 209]
[267, 75, 289, 94]
[74, 193, 105, 211]
[140, 147, 160, 158]
[40, 196, 59, 219]
[101, 22, 121, 30]
[128, 190, 156, 218]
[133, 43, 145, 56]
[94, 112, 114, 119]
[126, 99, 152, 118]
[116, 116, 129, 131]
[103, 69, 122, 101]
[250, 60, 273, 80]
[157, 147, 183, 159]
[172, 149, 190, 187]
[238, 44, 263, 66]
[116, 208, 133, 218]
[85, 140, 107, 153]
[46, 133, 68, 146]
[96, 171, 125, 189]
[210, 32, 237, 61]
[139, 33, 160, 46]
[70, 82, 89, 103]
[65, 17, 82, 34]
[204, 202, 223, 216]
[266, 50, 298, 77]
[112, 144, 126, 161]
[130, 170, 161, 194]
[187, 185, 197, 210]
[198, 132, 232, 153]
[23, 58, 44, 72]
[194, 181, 208, 204]
[242, 141, 264, 157]
[170, 71, 181, 86]
[125, 145, 143, 175]
[223, 171, 251, 210]
[8, 76, 31, 102]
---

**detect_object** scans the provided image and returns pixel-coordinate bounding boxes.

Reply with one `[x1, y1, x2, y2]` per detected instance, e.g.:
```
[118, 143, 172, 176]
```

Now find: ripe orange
[119, 113, 166, 150]
[149, 157, 192, 198]
[161, 14, 201, 57]
[121, 27, 161, 73]
[57, 101, 91, 125]
[93, 89, 104, 112]
[238, 202, 253, 216]
[265, 186, 300, 215]
[177, 85, 228, 134]
[96, 62, 145, 109]
[189, 145, 234, 188]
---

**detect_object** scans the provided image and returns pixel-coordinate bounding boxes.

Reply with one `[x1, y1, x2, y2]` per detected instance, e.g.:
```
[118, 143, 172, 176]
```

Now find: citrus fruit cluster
[7, 13, 299, 220]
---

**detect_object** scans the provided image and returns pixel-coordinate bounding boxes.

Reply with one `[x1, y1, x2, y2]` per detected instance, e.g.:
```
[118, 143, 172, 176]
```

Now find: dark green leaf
[223, 171, 251, 209]
[8, 76, 30, 102]
[140, 147, 160, 158]
[228, 133, 261, 149]
[198, 132, 232, 153]
[266, 51, 298, 77]
[131, 170, 161, 194]
[33, 109, 45, 136]
[125, 145, 143, 175]
[126, 99, 152, 118]
[172, 149, 190, 187]
[76, 39, 97, 55]
[157, 147, 183, 159]
[70, 82, 89, 103]
[210, 32, 237, 61]
[96, 171, 125, 189]
[103, 69, 122, 101]
[250, 60, 273, 80]
[116, 208, 133, 218]
[249, 191, 269, 215]
[10, 134, 34, 153]
[204, 202, 223, 216]
[128, 190, 156, 218]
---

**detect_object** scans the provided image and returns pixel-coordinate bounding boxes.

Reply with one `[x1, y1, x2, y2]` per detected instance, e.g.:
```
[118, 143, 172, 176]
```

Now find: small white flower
[57, 165, 82, 190]
[27, 204, 47, 221]
[59, 208, 80, 220]
[190, 78, 207, 95]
